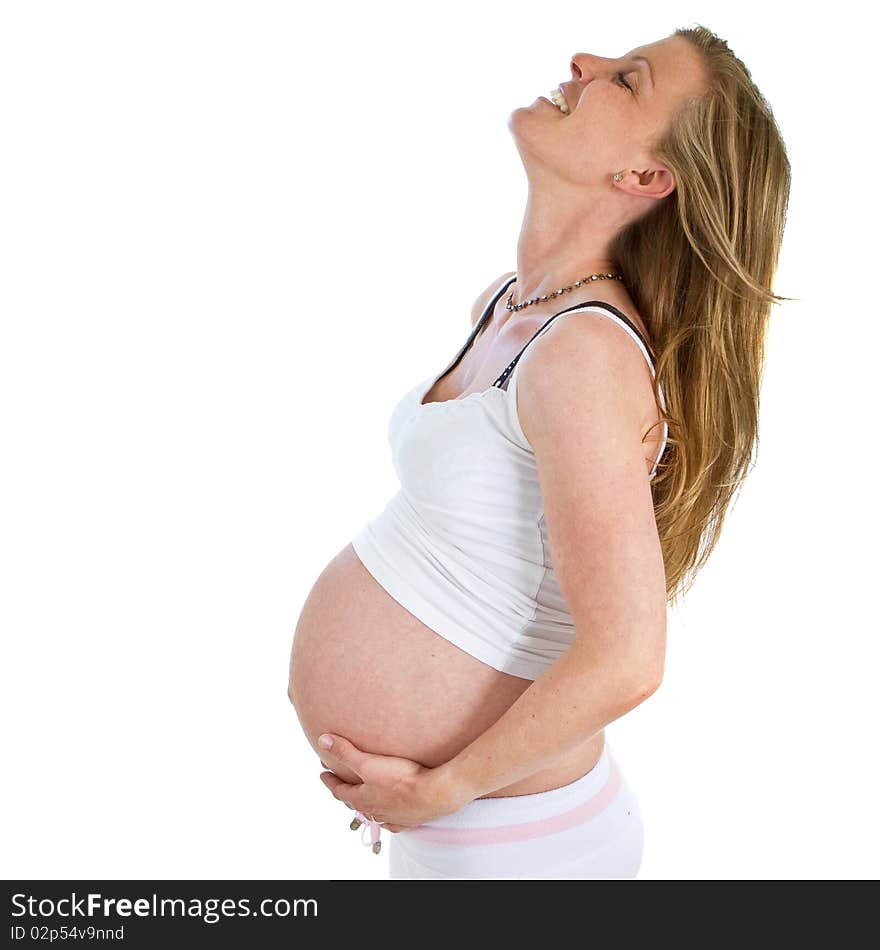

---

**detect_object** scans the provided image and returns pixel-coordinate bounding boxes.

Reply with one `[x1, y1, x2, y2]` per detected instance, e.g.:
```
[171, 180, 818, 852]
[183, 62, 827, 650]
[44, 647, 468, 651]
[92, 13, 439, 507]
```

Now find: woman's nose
[570, 54, 590, 80]
[569, 53, 605, 81]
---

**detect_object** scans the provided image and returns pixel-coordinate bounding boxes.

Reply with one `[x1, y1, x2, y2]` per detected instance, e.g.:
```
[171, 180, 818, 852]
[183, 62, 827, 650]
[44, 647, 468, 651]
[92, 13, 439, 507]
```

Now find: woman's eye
[616, 72, 633, 92]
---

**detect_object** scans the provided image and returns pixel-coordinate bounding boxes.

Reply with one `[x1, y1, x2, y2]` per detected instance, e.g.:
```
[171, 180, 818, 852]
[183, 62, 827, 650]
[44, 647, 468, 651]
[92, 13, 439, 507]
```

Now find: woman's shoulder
[470, 271, 517, 326]
[564, 286, 652, 350]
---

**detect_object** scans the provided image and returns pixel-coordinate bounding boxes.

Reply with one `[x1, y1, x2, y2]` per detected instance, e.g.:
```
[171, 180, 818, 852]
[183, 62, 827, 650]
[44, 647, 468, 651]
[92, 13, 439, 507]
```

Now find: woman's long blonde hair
[610, 24, 794, 605]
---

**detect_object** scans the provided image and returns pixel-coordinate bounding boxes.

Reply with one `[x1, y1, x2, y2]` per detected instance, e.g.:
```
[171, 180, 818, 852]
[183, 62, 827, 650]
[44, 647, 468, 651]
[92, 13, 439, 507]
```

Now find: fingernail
[318, 734, 333, 749]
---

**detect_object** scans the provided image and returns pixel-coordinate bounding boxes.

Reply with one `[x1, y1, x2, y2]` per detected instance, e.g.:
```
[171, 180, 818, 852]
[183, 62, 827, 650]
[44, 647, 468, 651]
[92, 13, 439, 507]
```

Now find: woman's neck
[512, 185, 628, 309]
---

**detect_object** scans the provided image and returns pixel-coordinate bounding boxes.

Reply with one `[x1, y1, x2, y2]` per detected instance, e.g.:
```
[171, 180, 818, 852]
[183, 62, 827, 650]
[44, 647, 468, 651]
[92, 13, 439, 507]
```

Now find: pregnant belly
[287, 543, 603, 798]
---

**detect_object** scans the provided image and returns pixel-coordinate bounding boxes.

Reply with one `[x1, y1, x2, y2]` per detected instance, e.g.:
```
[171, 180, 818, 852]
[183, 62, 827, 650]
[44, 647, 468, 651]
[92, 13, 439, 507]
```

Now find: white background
[2, 0, 877, 880]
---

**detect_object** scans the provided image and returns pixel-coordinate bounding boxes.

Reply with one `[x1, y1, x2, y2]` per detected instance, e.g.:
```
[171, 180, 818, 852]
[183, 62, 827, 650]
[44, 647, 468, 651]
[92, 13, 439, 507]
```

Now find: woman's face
[508, 33, 708, 190]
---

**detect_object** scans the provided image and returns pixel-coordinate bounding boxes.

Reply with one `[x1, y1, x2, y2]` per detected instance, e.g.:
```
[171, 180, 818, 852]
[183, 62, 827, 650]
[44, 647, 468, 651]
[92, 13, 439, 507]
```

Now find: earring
[613, 172, 624, 182]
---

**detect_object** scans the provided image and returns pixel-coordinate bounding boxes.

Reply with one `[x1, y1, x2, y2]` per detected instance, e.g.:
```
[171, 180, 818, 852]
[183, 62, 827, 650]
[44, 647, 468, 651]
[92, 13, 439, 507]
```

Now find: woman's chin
[507, 97, 561, 127]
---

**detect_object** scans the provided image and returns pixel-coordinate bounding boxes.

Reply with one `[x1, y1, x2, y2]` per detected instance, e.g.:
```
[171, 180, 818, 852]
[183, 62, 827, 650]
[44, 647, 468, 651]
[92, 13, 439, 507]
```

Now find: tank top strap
[493, 299, 658, 391]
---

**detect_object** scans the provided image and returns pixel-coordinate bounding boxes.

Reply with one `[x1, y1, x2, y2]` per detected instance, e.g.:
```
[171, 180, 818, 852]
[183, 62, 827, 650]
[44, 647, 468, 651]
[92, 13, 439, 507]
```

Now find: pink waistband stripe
[407, 755, 623, 846]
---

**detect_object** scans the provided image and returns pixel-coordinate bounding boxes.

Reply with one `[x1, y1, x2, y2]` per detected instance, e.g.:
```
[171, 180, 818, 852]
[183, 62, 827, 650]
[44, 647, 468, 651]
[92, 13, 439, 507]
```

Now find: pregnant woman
[288, 25, 791, 879]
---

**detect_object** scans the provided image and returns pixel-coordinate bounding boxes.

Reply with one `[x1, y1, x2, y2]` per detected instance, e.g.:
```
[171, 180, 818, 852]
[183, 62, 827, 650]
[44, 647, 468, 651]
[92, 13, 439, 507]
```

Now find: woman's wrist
[426, 757, 484, 813]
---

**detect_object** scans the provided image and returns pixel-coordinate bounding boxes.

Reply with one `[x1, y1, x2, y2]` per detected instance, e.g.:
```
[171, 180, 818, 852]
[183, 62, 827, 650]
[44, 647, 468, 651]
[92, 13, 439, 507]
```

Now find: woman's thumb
[318, 734, 366, 776]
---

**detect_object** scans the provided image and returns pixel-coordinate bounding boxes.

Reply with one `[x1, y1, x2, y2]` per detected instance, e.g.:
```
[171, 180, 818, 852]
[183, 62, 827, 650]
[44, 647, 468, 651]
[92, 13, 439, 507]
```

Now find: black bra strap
[433, 273, 518, 386]
[430, 274, 654, 395]
[493, 296, 656, 390]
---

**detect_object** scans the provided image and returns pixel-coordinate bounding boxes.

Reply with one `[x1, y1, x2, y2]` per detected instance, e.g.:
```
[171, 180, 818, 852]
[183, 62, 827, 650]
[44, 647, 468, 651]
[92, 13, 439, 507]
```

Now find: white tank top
[351, 275, 669, 680]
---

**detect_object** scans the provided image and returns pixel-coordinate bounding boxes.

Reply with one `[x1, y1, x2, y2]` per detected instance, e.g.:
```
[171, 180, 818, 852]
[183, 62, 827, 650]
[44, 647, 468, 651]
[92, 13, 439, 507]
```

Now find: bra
[351, 274, 668, 681]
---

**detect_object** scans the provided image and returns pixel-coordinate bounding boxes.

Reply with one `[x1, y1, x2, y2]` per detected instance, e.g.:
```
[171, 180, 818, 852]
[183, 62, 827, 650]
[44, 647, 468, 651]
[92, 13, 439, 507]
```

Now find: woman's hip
[388, 741, 644, 879]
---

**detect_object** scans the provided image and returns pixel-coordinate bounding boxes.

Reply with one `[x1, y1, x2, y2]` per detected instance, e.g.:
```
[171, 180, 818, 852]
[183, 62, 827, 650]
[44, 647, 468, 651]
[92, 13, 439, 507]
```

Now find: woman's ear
[615, 164, 676, 201]
[635, 165, 676, 201]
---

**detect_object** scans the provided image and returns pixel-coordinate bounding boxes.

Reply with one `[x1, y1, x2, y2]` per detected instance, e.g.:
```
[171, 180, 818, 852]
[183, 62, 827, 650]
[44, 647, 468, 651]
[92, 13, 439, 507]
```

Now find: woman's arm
[432, 310, 668, 801]
[432, 634, 661, 804]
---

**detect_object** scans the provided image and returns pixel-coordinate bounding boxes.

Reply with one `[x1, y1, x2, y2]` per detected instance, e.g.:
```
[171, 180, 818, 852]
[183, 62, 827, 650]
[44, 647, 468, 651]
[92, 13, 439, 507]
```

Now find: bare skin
[289, 33, 709, 820]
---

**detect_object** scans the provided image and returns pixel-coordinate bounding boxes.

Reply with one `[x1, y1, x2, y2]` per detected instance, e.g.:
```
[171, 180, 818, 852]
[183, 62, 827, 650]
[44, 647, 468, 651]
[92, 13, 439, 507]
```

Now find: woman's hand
[316, 733, 468, 833]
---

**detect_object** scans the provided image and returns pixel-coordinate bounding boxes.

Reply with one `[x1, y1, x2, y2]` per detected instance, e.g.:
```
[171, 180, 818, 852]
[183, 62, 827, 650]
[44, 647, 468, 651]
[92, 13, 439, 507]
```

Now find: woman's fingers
[318, 771, 361, 809]
[315, 747, 361, 783]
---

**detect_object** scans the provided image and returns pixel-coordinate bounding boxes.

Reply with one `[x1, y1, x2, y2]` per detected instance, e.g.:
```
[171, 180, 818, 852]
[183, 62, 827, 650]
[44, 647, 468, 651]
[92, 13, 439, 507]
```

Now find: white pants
[388, 742, 644, 879]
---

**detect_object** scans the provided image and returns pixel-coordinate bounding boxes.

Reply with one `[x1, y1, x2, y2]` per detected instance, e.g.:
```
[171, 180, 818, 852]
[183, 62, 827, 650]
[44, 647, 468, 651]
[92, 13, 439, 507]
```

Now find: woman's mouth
[547, 88, 570, 114]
